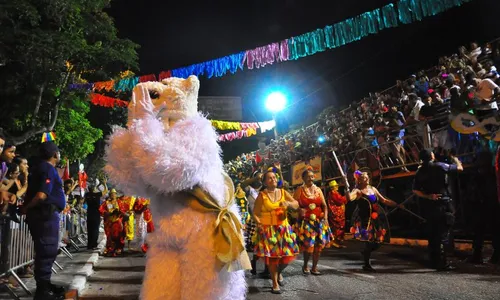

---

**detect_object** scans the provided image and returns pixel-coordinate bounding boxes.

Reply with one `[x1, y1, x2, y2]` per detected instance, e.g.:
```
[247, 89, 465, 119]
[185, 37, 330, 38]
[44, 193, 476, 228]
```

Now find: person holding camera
[22, 142, 66, 300]
[413, 149, 463, 271]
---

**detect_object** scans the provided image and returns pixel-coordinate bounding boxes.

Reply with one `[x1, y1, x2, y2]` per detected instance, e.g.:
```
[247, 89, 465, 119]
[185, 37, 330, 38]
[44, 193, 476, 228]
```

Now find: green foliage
[0, 0, 139, 148]
[55, 96, 103, 162]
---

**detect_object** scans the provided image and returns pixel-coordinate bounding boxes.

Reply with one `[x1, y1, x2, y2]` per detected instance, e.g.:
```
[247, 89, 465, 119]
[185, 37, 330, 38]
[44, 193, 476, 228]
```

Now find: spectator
[85, 178, 108, 250]
[0, 143, 16, 189]
[468, 73, 500, 121]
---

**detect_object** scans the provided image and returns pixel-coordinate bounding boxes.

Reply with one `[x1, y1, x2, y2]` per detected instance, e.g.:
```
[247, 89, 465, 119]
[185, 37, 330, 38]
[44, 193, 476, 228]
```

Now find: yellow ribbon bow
[186, 173, 252, 272]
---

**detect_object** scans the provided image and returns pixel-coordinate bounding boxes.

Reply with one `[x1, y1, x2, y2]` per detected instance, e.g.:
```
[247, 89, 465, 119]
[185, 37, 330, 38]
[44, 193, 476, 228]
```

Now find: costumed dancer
[348, 170, 400, 271]
[99, 189, 127, 256]
[235, 184, 251, 238]
[142, 205, 154, 253]
[252, 170, 299, 294]
[133, 197, 154, 253]
[121, 195, 136, 250]
[327, 180, 347, 248]
[294, 169, 334, 275]
[105, 76, 249, 300]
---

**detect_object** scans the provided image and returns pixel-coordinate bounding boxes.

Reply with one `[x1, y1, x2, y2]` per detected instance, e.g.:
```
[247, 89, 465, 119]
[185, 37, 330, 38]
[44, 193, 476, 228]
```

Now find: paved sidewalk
[79, 252, 145, 300]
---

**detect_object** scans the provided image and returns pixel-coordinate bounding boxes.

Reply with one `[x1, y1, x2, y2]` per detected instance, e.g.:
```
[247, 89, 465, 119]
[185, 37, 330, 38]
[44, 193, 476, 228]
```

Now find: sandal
[302, 267, 310, 275]
[271, 288, 282, 294]
[278, 274, 284, 286]
[311, 269, 321, 275]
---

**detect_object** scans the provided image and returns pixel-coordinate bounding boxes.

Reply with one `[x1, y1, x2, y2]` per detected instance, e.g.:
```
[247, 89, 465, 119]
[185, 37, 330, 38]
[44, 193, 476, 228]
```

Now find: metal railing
[0, 210, 89, 300]
[321, 113, 485, 183]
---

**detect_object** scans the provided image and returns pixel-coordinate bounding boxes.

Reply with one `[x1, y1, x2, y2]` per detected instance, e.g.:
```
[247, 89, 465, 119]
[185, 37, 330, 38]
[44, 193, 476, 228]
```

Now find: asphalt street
[80, 242, 500, 300]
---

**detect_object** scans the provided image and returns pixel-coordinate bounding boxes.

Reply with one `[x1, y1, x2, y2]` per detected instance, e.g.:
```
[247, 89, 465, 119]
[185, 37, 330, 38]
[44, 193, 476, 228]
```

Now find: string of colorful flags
[217, 120, 276, 142]
[87, 96, 277, 141]
[69, 0, 472, 94]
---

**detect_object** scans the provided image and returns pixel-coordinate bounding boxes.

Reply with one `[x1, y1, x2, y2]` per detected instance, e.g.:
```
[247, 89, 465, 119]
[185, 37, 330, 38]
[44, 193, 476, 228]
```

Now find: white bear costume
[104, 75, 248, 300]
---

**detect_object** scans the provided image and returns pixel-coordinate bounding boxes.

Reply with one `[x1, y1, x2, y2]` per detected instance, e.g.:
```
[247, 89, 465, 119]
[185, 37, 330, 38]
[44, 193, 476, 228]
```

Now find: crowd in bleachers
[225, 39, 500, 178]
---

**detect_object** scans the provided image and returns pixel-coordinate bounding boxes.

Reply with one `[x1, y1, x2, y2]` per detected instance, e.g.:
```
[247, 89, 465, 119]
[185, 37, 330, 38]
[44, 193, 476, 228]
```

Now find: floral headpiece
[353, 170, 363, 180]
[267, 166, 283, 188]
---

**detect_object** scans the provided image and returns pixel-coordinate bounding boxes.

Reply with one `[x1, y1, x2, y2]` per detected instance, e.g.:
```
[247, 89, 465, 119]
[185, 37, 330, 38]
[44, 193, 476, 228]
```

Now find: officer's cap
[39, 142, 59, 159]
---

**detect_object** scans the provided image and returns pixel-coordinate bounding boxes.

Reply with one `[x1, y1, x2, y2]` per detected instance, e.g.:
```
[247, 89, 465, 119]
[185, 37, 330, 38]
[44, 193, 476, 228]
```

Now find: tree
[0, 0, 139, 149]
[55, 96, 103, 161]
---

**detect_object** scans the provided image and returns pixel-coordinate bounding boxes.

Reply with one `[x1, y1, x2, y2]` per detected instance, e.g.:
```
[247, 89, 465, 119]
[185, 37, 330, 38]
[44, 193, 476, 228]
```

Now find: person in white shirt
[469, 75, 500, 120]
[240, 171, 268, 277]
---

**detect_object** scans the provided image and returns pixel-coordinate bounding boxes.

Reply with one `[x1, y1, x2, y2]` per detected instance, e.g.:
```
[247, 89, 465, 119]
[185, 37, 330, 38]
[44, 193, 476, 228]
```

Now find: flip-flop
[311, 270, 321, 275]
[302, 267, 310, 275]
[271, 288, 282, 294]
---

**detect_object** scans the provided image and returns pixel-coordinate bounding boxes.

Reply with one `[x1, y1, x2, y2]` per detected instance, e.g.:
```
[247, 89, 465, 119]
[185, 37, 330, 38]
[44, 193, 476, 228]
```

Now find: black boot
[436, 247, 455, 271]
[465, 249, 483, 264]
[258, 265, 270, 278]
[49, 283, 65, 297]
[250, 257, 257, 275]
[34, 280, 64, 300]
[489, 251, 499, 264]
[362, 250, 376, 272]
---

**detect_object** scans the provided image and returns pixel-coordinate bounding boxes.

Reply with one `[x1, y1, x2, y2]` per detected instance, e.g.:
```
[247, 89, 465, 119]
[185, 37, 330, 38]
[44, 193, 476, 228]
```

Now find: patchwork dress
[253, 189, 299, 265]
[295, 185, 334, 252]
[350, 192, 391, 244]
[327, 190, 347, 242]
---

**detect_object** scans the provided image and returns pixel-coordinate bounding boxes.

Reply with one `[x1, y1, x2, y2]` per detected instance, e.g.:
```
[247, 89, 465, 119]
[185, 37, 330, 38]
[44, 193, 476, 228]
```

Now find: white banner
[198, 96, 242, 121]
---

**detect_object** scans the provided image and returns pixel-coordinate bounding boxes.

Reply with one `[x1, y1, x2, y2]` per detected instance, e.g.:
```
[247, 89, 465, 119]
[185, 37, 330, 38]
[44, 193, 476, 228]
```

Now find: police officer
[23, 142, 66, 300]
[412, 149, 463, 271]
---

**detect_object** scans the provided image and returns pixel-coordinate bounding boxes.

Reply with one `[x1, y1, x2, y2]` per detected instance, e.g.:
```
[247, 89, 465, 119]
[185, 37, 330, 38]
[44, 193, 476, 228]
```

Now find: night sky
[106, 0, 499, 161]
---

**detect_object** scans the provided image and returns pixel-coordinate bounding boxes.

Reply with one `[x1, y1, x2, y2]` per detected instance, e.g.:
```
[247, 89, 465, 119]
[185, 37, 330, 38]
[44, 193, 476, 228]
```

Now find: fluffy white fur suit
[105, 76, 247, 300]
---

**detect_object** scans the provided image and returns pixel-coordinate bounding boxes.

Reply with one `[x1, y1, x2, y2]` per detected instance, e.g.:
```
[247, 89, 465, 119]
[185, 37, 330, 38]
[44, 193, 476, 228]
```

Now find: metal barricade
[0, 210, 87, 300]
[0, 216, 35, 299]
[66, 210, 88, 252]
[58, 212, 73, 259]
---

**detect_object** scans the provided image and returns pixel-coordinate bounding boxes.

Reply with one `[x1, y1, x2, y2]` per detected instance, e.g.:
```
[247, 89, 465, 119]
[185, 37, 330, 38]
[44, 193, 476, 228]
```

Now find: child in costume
[327, 180, 348, 248]
[133, 197, 154, 253]
[99, 189, 128, 256]
[120, 195, 136, 250]
[105, 76, 249, 300]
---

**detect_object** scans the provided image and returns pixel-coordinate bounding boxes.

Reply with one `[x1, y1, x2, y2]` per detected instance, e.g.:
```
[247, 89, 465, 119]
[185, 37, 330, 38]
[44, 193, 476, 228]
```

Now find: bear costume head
[105, 75, 227, 205]
[127, 75, 200, 129]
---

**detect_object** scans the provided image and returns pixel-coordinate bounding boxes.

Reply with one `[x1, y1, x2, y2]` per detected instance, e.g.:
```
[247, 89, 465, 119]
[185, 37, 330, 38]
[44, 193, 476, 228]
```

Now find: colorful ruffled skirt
[252, 220, 299, 265]
[350, 205, 391, 244]
[296, 218, 334, 252]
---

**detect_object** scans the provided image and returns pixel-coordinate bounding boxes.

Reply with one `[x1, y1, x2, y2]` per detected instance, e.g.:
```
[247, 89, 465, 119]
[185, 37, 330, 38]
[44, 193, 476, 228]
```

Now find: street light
[265, 92, 287, 138]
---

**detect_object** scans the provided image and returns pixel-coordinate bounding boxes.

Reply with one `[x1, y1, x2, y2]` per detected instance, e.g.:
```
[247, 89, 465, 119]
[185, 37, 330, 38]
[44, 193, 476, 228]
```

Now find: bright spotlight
[265, 92, 287, 113]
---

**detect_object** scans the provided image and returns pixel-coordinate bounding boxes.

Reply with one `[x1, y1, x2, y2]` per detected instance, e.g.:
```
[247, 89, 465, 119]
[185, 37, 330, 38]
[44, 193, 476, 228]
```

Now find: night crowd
[227, 39, 500, 294]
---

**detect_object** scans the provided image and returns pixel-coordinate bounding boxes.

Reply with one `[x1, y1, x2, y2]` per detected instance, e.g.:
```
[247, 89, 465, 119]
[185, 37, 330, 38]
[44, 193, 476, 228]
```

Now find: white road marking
[294, 259, 375, 279]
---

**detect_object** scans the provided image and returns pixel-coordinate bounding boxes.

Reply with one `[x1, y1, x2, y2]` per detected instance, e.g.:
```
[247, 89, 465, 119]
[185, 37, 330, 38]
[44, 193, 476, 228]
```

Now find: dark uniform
[413, 160, 458, 269]
[25, 157, 66, 299]
[469, 153, 500, 263]
[85, 191, 102, 249]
